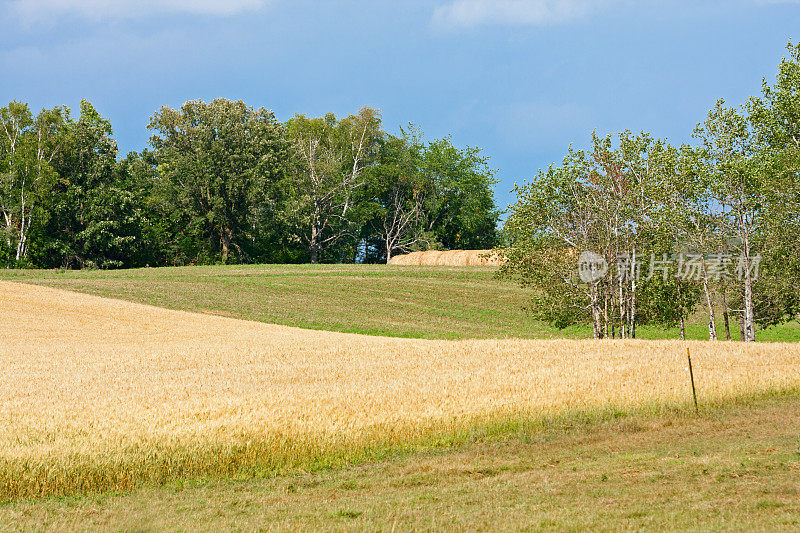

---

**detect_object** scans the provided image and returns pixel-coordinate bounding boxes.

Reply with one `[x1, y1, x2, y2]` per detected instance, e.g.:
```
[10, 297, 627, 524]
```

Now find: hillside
[1, 264, 798, 342]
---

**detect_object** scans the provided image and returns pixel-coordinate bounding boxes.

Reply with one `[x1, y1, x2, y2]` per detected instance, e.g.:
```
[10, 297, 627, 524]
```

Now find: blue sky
[1, 0, 798, 212]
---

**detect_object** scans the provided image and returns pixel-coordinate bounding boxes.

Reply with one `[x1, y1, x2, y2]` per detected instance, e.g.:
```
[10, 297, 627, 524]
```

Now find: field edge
[3, 386, 797, 503]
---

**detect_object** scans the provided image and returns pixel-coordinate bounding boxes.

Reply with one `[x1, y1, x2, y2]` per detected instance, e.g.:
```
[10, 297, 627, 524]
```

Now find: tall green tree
[76, 150, 164, 268]
[694, 100, 764, 342]
[422, 137, 499, 250]
[500, 146, 611, 337]
[361, 128, 500, 263]
[747, 40, 800, 327]
[649, 144, 706, 340]
[149, 99, 288, 264]
[33, 100, 154, 269]
[363, 127, 432, 262]
[0, 101, 70, 265]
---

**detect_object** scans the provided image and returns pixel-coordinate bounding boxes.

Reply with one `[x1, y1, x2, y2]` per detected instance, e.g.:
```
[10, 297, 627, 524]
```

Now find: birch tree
[0, 101, 69, 264]
[694, 100, 763, 342]
[286, 107, 381, 263]
[660, 144, 706, 340]
[365, 129, 432, 262]
[501, 147, 617, 338]
[748, 40, 800, 329]
[501, 133, 697, 339]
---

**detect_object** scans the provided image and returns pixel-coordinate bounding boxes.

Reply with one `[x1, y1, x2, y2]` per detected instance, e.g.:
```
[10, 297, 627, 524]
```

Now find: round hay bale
[450, 250, 470, 266]
[435, 250, 457, 266]
[389, 251, 421, 265]
[407, 251, 425, 265]
[463, 250, 480, 266]
[418, 251, 444, 265]
[387, 249, 503, 266]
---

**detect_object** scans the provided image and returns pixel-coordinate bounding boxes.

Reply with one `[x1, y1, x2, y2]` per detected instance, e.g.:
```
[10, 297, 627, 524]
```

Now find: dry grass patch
[1, 280, 799, 500]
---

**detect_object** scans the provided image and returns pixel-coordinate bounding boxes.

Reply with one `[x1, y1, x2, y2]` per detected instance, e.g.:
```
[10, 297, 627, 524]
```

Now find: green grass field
[2, 263, 798, 342]
[2, 392, 798, 530]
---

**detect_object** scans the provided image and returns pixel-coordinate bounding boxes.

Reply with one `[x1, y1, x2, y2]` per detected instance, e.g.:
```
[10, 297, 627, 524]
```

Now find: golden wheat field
[1, 280, 800, 500]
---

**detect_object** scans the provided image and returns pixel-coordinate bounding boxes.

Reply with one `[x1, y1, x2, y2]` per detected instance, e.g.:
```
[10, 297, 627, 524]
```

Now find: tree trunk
[701, 258, 717, 341]
[603, 287, 609, 339]
[385, 237, 392, 264]
[629, 248, 637, 339]
[310, 221, 320, 264]
[220, 228, 232, 265]
[590, 282, 603, 339]
[676, 282, 686, 341]
[721, 290, 731, 341]
[15, 212, 32, 262]
[610, 289, 616, 339]
[741, 248, 756, 343]
[618, 274, 626, 339]
[15, 227, 25, 261]
[742, 274, 755, 342]
[15, 190, 29, 262]
[2, 209, 12, 250]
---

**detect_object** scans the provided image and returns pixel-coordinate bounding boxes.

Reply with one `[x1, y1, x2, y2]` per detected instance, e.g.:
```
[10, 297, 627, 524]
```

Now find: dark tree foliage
[1, 99, 500, 269]
[423, 137, 499, 251]
[31, 102, 160, 269]
[361, 129, 499, 263]
[148, 99, 289, 265]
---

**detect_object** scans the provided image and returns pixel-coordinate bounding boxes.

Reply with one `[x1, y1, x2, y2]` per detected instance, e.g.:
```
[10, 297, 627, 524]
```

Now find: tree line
[500, 41, 800, 342]
[0, 101, 499, 268]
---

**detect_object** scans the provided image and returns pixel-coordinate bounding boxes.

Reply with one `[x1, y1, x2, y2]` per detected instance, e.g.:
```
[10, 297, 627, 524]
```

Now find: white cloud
[432, 0, 611, 29]
[7, 0, 269, 23]
[433, 0, 800, 29]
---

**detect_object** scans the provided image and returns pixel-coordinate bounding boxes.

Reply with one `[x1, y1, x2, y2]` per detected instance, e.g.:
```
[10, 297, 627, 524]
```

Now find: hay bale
[388, 249, 503, 267]
[462, 250, 487, 266]
[406, 251, 424, 265]
[434, 250, 458, 266]
[450, 250, 471, 266]
[388, 251, 422, 265]
[418, 251, 445, 265]
[470, 250, 502, 266]
[463, 250, 479, 266]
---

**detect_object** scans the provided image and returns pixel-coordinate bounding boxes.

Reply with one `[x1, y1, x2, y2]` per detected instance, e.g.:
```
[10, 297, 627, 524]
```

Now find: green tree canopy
[148, 98, 288, 264]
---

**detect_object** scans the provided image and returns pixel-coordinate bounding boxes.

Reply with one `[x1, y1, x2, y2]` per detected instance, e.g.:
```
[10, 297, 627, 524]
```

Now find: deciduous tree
[148, 99, 287, 264]
[285, 107, 381, 263]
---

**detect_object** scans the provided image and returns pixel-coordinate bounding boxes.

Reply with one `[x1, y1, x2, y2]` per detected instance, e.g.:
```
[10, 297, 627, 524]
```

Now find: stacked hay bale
[387, 251, 422, 265]
[388, 250, 502, 266]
